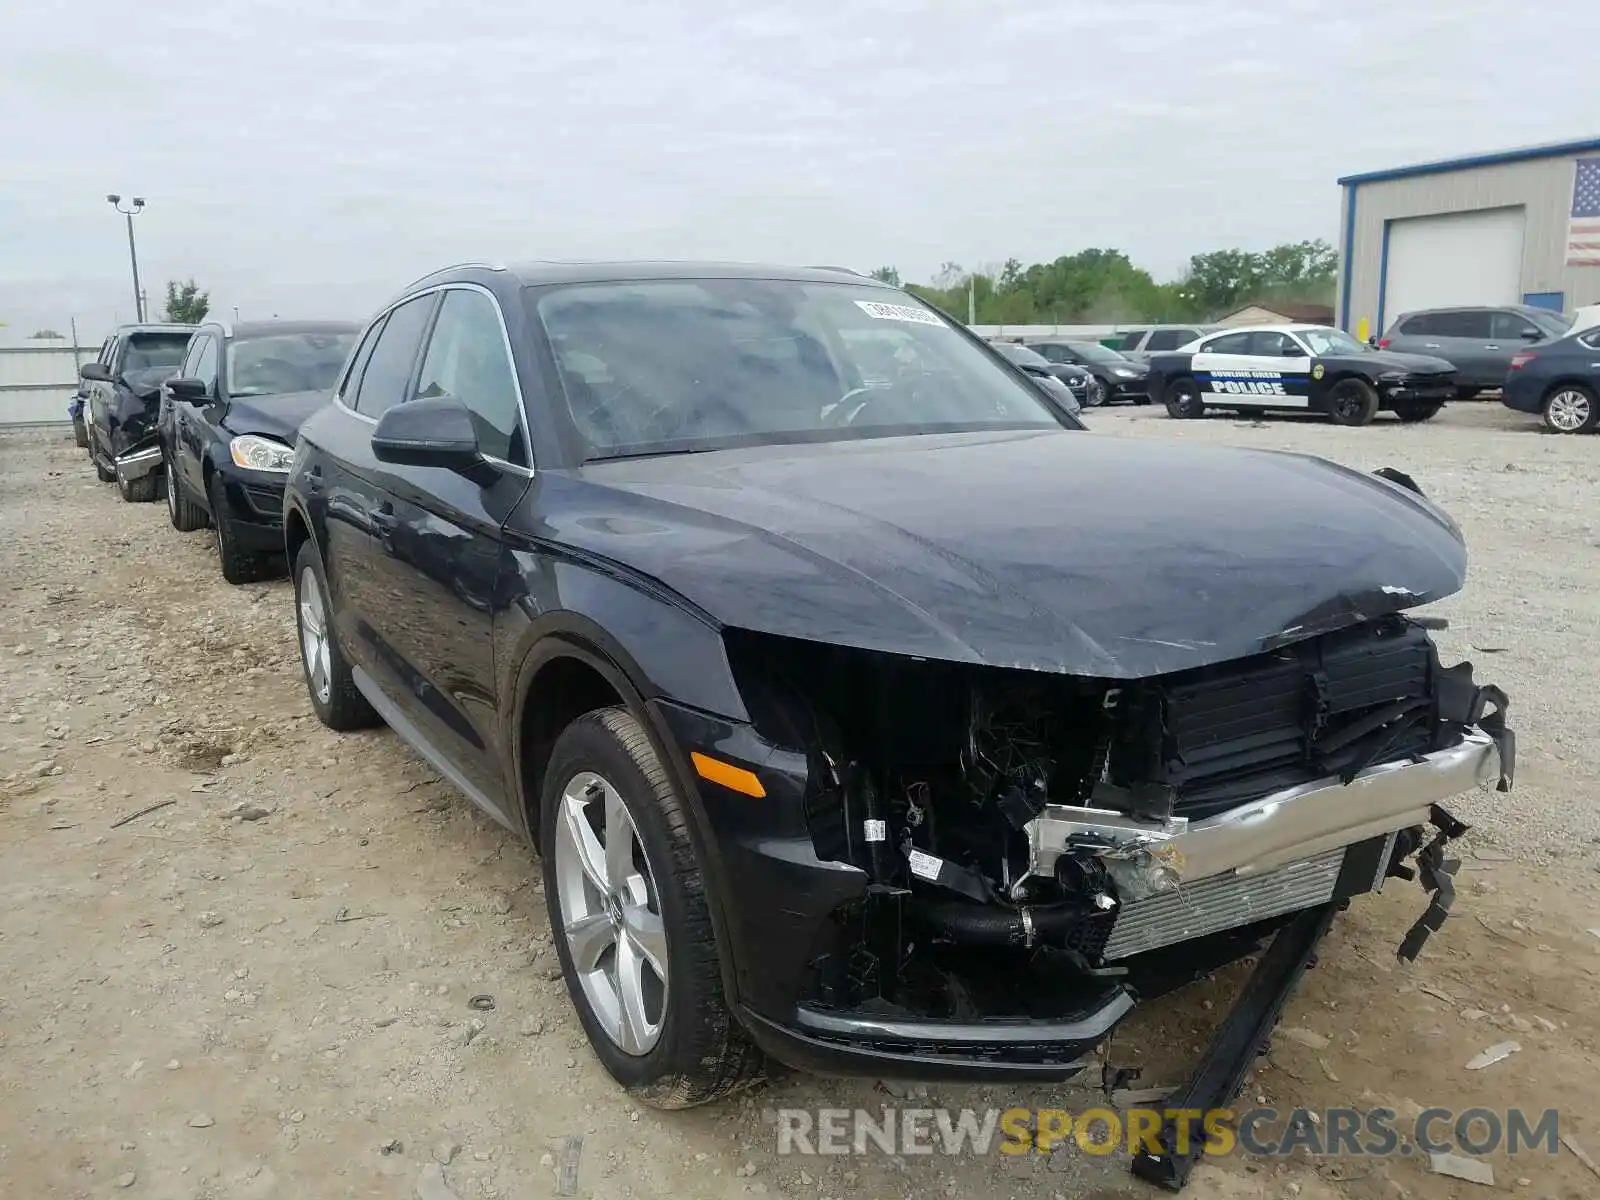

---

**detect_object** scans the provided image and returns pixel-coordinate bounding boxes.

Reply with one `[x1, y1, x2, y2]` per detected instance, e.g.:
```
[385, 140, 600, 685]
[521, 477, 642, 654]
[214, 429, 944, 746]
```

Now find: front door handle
[1484, 344, 1500, 350]
[371, 503, 398, 533]
[1423, 343, 1441, 348]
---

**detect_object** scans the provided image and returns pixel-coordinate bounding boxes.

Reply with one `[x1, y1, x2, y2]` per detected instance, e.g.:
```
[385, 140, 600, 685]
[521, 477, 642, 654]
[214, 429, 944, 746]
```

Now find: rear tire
[210, 473, 269, 584]
[292, 540, 379, 730]
[1327, 378, 1379, 426]
[541, 708, 764, 1109]
[1163, 376, 1205, 419]
[166, 451, 208, 531]
[1542, 385, 1599, 434]
[1394, 400, 1443, 424]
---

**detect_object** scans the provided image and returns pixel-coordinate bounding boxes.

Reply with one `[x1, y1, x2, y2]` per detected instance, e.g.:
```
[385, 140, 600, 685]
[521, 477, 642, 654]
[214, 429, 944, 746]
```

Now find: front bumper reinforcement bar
[1130, 901, 1340, 1192]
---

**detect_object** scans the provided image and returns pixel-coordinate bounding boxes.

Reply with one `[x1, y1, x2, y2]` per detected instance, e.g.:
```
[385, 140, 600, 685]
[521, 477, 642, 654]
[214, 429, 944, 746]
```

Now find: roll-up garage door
[1382, 207, 1526, 321]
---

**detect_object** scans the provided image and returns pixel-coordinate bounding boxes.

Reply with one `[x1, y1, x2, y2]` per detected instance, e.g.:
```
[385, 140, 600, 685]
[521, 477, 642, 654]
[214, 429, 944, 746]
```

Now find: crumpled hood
[550, 430, 1467, 679]
[1363, 349, 1455, 375]
[223, 390, 330, 442]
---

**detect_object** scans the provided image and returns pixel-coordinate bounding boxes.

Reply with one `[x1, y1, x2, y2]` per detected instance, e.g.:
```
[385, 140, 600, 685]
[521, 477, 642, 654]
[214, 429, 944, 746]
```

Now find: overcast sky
[3, 0, 1598, 337]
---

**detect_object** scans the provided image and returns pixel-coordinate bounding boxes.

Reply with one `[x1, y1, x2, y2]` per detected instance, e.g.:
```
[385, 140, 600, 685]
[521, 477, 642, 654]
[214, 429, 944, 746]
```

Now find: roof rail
[402, 261, 506, 289]
[808, 264, 868, 277]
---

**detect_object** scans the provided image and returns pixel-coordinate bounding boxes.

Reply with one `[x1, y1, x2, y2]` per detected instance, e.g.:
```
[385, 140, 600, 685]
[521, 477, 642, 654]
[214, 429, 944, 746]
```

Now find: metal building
[1336, 136, 1600, 338]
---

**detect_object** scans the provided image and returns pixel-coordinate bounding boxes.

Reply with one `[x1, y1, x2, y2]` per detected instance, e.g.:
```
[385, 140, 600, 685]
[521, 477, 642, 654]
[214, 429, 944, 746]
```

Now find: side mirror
[166, 377, 210, 402]
[80, 362, 111, 382]
[1366, 336, 1378, 348]
[1520, 328, 1543, 341]
[1282, 344, 1303, 357]
[371, 396, 497, 483]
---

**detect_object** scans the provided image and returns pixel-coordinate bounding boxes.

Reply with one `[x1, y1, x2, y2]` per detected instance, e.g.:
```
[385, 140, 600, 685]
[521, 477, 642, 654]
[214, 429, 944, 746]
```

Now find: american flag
[1569, 156, 1600, 266]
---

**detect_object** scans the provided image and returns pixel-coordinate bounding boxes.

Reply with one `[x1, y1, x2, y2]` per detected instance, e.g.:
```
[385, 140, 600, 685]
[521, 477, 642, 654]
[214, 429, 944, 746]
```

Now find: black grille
[1117, 618, 1437, 820]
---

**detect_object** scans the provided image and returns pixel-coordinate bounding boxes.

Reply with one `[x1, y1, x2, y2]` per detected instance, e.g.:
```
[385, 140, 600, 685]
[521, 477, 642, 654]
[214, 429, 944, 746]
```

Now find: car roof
[1198, 324, 1334, 336]
[202, 318, 363, 340]
[1395, 304, 1544, 316]
[409, 260, 897, 290]
[115, 322, 196, 335]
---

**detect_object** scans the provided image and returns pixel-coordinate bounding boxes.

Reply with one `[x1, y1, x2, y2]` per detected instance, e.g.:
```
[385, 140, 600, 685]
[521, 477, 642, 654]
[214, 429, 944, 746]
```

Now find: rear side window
[351, 295, 436, 419]
[1199, 331, 1252, 355]
[1580, 329, 1600, 350]
[1436, 311, 1491, 338]
[1146, 328, 1201, 352]
[1397, 314, 1437, 335]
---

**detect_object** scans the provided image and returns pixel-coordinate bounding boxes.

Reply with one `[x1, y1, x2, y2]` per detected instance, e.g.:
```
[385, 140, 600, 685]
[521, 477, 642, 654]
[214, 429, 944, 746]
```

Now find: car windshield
[122, 332, 191, 373]
[535, 278, 1073, 459]
[1532, 309, 1574, 336]
[1064, 341, 1128, 364]
[227, 331, 358, 397]
[1297, 327, 1367, 356]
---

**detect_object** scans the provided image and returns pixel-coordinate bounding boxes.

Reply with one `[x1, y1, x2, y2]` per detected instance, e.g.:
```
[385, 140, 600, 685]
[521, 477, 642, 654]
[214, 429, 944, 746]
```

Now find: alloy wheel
[1546, 389, 1591, 432]
[553, 771, 669, 1056]
[297, 567, 332, 705]
[1089, 379, 1108, 407]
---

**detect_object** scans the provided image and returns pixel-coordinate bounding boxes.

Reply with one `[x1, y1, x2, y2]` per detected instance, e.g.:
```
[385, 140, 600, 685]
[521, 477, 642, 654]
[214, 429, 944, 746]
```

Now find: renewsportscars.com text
[773, 1105, 1559, 1159]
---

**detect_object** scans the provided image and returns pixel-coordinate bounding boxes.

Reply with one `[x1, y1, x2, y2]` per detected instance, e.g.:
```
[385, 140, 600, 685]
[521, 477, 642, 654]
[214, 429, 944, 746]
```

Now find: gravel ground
[3, 405, 1600, 1200]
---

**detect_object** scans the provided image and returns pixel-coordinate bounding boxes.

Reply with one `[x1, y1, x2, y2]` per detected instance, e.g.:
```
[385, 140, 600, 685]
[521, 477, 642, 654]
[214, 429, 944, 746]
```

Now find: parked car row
[67, 263, 1514, 1149]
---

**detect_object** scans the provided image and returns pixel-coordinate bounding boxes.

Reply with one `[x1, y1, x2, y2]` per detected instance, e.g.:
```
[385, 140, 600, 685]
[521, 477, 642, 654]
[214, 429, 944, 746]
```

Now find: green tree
[164, 279, 211, 324]
[869, 266, 902, 286]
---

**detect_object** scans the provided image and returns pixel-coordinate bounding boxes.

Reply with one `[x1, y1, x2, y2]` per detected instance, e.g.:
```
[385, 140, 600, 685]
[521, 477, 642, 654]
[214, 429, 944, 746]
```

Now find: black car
[987, 340, 1093, 407]
[79, 323, 196, 500]
[1027, 338, 1151, 405]
[159, 320, 359, 583]
[1146, 324, 1457, 425]
[1501, 323, 1600, 432]
[284, 262, 1509, 1116]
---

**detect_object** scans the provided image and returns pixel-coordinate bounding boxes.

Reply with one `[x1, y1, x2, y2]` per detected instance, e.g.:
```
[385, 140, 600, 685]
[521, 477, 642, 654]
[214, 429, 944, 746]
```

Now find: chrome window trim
[332, 281, 534, 477]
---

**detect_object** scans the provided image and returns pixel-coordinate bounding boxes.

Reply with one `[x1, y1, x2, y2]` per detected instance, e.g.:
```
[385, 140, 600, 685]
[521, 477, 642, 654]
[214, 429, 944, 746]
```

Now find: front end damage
[670, 609, 1512, 1096]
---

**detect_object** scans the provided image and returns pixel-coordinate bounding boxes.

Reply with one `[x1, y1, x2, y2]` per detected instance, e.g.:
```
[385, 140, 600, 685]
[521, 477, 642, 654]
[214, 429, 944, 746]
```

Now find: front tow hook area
[1130, 901, 1340, 1192]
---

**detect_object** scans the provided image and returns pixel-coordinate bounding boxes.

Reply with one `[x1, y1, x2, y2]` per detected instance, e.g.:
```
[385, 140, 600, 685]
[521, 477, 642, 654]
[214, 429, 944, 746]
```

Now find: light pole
[106, 195, 146, 321]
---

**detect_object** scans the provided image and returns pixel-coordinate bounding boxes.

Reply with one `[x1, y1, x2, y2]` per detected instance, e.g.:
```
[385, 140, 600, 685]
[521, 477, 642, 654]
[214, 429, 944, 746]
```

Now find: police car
[1145, 324, 1457, 426]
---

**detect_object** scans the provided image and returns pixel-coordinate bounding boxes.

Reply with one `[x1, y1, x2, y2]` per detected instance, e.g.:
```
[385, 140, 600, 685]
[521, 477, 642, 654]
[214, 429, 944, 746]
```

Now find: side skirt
[352, 666, 516, 832]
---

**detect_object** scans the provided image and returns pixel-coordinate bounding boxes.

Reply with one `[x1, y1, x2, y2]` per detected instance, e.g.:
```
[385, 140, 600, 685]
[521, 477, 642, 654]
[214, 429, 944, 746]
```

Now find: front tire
[1086, 378, 1107, 408]
[209, 473, 269, 584]
[1394, 400, 1443, 423]
[118, 467, 160, 503]
[1327, 378, 1379, 426]
[292, 540, 379, 730]
[1542, 385, 1599, 434]
[1164, 376, 1205, 419]
[72, 415, 89, 448]
[542, 708, 763, 1109]
[166, 452, 208, 531]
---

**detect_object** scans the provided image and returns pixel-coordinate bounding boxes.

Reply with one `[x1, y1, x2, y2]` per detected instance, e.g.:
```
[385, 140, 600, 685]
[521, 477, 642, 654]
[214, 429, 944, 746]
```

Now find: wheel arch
[1540, 376, 1598, 402]
[508, 618, 745, 1002]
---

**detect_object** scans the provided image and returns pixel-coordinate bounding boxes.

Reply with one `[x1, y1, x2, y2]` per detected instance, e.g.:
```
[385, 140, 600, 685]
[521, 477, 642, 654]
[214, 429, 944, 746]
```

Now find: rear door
[1432, 310, 1495, 386]
[324, 294, 440, 685]
[360, 285, 532, 816]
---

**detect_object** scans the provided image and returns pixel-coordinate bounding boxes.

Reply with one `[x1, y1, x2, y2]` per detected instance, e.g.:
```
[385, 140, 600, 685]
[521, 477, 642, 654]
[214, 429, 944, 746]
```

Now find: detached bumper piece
[1130, 902, 1339, 1192]
[114, 442, 163, 482]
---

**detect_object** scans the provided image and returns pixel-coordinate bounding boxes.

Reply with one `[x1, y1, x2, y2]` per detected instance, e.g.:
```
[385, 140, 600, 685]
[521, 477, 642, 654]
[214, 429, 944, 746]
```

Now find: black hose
[911, 897, 1088, 948]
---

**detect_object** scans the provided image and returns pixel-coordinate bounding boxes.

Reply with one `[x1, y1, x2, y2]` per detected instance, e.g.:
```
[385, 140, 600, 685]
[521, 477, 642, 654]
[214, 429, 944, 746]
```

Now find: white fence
[0, 344, 92, 426]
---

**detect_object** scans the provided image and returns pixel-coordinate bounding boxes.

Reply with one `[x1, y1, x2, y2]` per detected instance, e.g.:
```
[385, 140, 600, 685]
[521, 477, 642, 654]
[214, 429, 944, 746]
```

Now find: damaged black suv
[285, 263, 1513, 1136]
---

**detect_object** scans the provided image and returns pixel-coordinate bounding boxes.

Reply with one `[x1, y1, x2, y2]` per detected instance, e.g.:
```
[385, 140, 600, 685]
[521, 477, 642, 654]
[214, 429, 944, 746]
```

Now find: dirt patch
[3, 413, 1600, 1200]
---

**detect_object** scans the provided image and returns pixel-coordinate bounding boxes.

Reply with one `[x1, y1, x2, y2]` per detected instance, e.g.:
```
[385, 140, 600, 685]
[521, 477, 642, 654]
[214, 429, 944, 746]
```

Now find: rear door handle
[1484, 344, 1500, 350]
[1423, 343, 1441, 348]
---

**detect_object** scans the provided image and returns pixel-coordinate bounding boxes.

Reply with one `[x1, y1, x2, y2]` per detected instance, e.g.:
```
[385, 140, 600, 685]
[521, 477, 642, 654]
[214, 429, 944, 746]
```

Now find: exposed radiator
[1101, 848, 1345, 961]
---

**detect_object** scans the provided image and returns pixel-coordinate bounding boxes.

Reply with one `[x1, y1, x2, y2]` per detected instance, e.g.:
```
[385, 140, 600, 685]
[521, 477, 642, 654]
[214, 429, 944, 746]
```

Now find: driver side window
[412, 289, 528, 466]
[192, 337, 219, 394]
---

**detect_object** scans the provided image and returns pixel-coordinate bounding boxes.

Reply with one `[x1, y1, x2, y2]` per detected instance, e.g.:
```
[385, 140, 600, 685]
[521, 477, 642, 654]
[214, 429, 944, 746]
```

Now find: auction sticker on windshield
[855, 300, 945, 326]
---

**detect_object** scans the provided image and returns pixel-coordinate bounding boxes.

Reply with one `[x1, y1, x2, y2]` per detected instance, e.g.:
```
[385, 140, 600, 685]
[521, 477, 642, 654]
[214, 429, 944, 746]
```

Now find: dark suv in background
[1378, 305, 1574, 396]
[79, 322, 196, 501]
